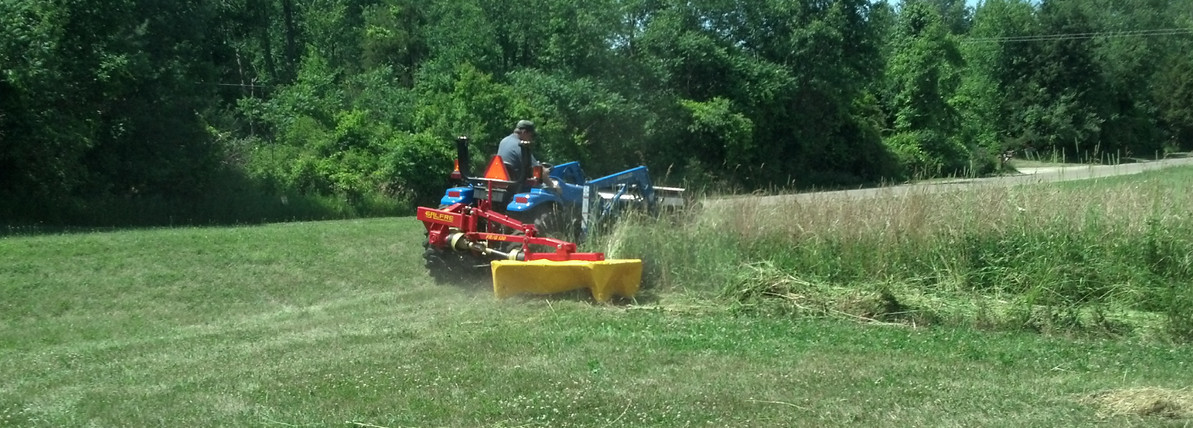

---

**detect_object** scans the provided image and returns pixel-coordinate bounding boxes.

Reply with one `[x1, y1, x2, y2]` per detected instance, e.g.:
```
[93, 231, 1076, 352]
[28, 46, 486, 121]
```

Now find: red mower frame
[418, 178, 605, 263]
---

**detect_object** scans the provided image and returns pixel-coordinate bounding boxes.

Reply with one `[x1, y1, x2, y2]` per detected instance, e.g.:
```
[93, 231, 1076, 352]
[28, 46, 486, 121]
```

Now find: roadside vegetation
[607, 166, 1193, 343]
[3, 168, 1193, 426]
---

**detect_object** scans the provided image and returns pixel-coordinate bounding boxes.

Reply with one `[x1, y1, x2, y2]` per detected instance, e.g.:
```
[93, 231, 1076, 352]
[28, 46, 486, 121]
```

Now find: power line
[962, 27, 1193, 44]
[211, 82, 273, 89]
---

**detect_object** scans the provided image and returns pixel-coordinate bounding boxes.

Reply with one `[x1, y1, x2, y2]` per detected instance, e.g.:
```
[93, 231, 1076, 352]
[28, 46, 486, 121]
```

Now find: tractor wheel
[423, 205, 488, 286]
[517, 203, 579, 242]
[423, 236, 488, 286]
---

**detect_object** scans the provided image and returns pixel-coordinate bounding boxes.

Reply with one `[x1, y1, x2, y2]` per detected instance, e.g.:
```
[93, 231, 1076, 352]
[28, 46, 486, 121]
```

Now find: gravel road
[708, 156, 1193, 208]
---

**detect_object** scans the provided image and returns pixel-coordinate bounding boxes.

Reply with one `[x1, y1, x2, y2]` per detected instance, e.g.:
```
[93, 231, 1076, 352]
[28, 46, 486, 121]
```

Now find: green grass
[4, 170, 1193, 426]
[615, 166, 1193, 341]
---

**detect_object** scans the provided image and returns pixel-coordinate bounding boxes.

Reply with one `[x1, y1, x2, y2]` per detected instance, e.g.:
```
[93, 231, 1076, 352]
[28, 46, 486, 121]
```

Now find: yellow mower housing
[491, 259, 642, 302]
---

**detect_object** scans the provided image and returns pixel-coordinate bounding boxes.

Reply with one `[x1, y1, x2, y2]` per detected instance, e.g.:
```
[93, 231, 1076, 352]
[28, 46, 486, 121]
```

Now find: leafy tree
[506, 69, 649, 174]
[381, 131, 453, 205]
[2, 0, 228, 222]
[679, 97, 756, 171]
[626, 0, 892, 186]
[884, 0, 967, 175]
[1152, 45, 1193, 152]
[928, 0, 973, 35]
[1023, 0, 1107, 158]
[298, 0, 369, 76]
[1083, 0, 1179, 157]
[14, 0, 1193, 226]
[419, 2, 502, 75]
[0, 1, 92, 210]
[962, 0, 1041, 155]
[360, 0, 426, 86]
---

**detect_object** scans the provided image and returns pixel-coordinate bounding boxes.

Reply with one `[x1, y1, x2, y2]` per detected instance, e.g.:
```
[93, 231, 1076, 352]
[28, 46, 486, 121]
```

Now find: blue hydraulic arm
[580, 166, 658, 237]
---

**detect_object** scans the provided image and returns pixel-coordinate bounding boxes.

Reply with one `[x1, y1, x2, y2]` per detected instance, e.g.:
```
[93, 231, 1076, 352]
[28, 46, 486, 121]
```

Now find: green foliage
[952, 70, 1002, 167]
[678, 97, 755, 170]
[883, 130, 966, 178]
[883, 0, 968, 174]
[1151, 38, 1193, 151]
[961, 0, 1041, 156]
[5, 0, 1193, 226]
[958, 0, 1191, 161]
[412, 62, 514, 144]
[381, 132, 454, 207]
[360, 1, 425, 85]
[0, 1, 89, 204]
[0, 0, 235, 224]
[419, 2, 501, 72]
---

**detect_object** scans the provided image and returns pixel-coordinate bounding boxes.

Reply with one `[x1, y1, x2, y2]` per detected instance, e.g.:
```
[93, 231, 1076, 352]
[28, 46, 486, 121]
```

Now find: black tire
[423, 236, 490, 286]
[514, 203, 580, 242]
[422, 206, 489, 286]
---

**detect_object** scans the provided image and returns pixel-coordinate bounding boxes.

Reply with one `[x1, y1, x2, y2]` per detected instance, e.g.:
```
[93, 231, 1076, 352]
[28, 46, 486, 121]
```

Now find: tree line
[2, 0, 1191, 225]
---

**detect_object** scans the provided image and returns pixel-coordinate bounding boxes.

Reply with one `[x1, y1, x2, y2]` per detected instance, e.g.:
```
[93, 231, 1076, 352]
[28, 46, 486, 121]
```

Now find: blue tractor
[419, 136, 684, 287]
[436, 136, 684, 240]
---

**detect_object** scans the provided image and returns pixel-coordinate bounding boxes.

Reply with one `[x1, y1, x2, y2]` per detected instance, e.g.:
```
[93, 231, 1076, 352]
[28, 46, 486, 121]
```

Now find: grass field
[629, 165, 1193, 342]
[3, 171, 1193, 426]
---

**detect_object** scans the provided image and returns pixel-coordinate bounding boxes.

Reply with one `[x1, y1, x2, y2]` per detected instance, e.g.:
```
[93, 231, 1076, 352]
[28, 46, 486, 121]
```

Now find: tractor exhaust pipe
[455, 136, 471, 180]
[520, 139, 532, 184]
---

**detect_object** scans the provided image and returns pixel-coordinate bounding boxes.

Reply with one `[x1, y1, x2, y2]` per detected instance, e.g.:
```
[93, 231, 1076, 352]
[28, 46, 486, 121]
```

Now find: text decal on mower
[418, 207, 464, 228]
[483, 233, 512, 242]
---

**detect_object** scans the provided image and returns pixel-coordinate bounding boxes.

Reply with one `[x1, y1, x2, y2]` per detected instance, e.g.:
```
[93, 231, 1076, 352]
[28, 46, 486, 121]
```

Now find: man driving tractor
[496, 120, 541, 186]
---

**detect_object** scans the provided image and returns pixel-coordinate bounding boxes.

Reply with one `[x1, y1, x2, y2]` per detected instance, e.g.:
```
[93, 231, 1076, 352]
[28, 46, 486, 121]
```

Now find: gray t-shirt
[496, 133, 538, 181]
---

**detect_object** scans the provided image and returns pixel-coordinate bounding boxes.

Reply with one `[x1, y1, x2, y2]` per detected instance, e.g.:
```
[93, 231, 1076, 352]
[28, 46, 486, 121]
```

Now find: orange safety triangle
[483, 155, 510, 181]
[450, 158, 463, 179]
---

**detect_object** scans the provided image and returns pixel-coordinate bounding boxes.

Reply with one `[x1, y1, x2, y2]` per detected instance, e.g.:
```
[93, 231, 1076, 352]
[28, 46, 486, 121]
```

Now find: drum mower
[417, 136, 683, 302]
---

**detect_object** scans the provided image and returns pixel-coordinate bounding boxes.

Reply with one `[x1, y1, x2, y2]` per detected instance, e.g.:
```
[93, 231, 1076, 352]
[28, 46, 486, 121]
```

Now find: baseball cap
[515, 120, 535, 132]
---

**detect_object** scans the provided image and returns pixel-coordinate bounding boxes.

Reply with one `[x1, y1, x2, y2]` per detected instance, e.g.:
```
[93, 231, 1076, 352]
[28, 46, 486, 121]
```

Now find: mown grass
[610, 166, 1193, 342]
[3, 169, 1193, 426]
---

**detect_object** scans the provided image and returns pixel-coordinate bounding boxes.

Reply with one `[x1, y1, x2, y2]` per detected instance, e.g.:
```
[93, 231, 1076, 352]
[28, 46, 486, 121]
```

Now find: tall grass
[610, 168, 1193, 341]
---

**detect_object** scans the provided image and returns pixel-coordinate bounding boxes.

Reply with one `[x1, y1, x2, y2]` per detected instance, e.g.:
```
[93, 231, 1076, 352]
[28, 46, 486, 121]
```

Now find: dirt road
[711, 156, 1193, 207]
